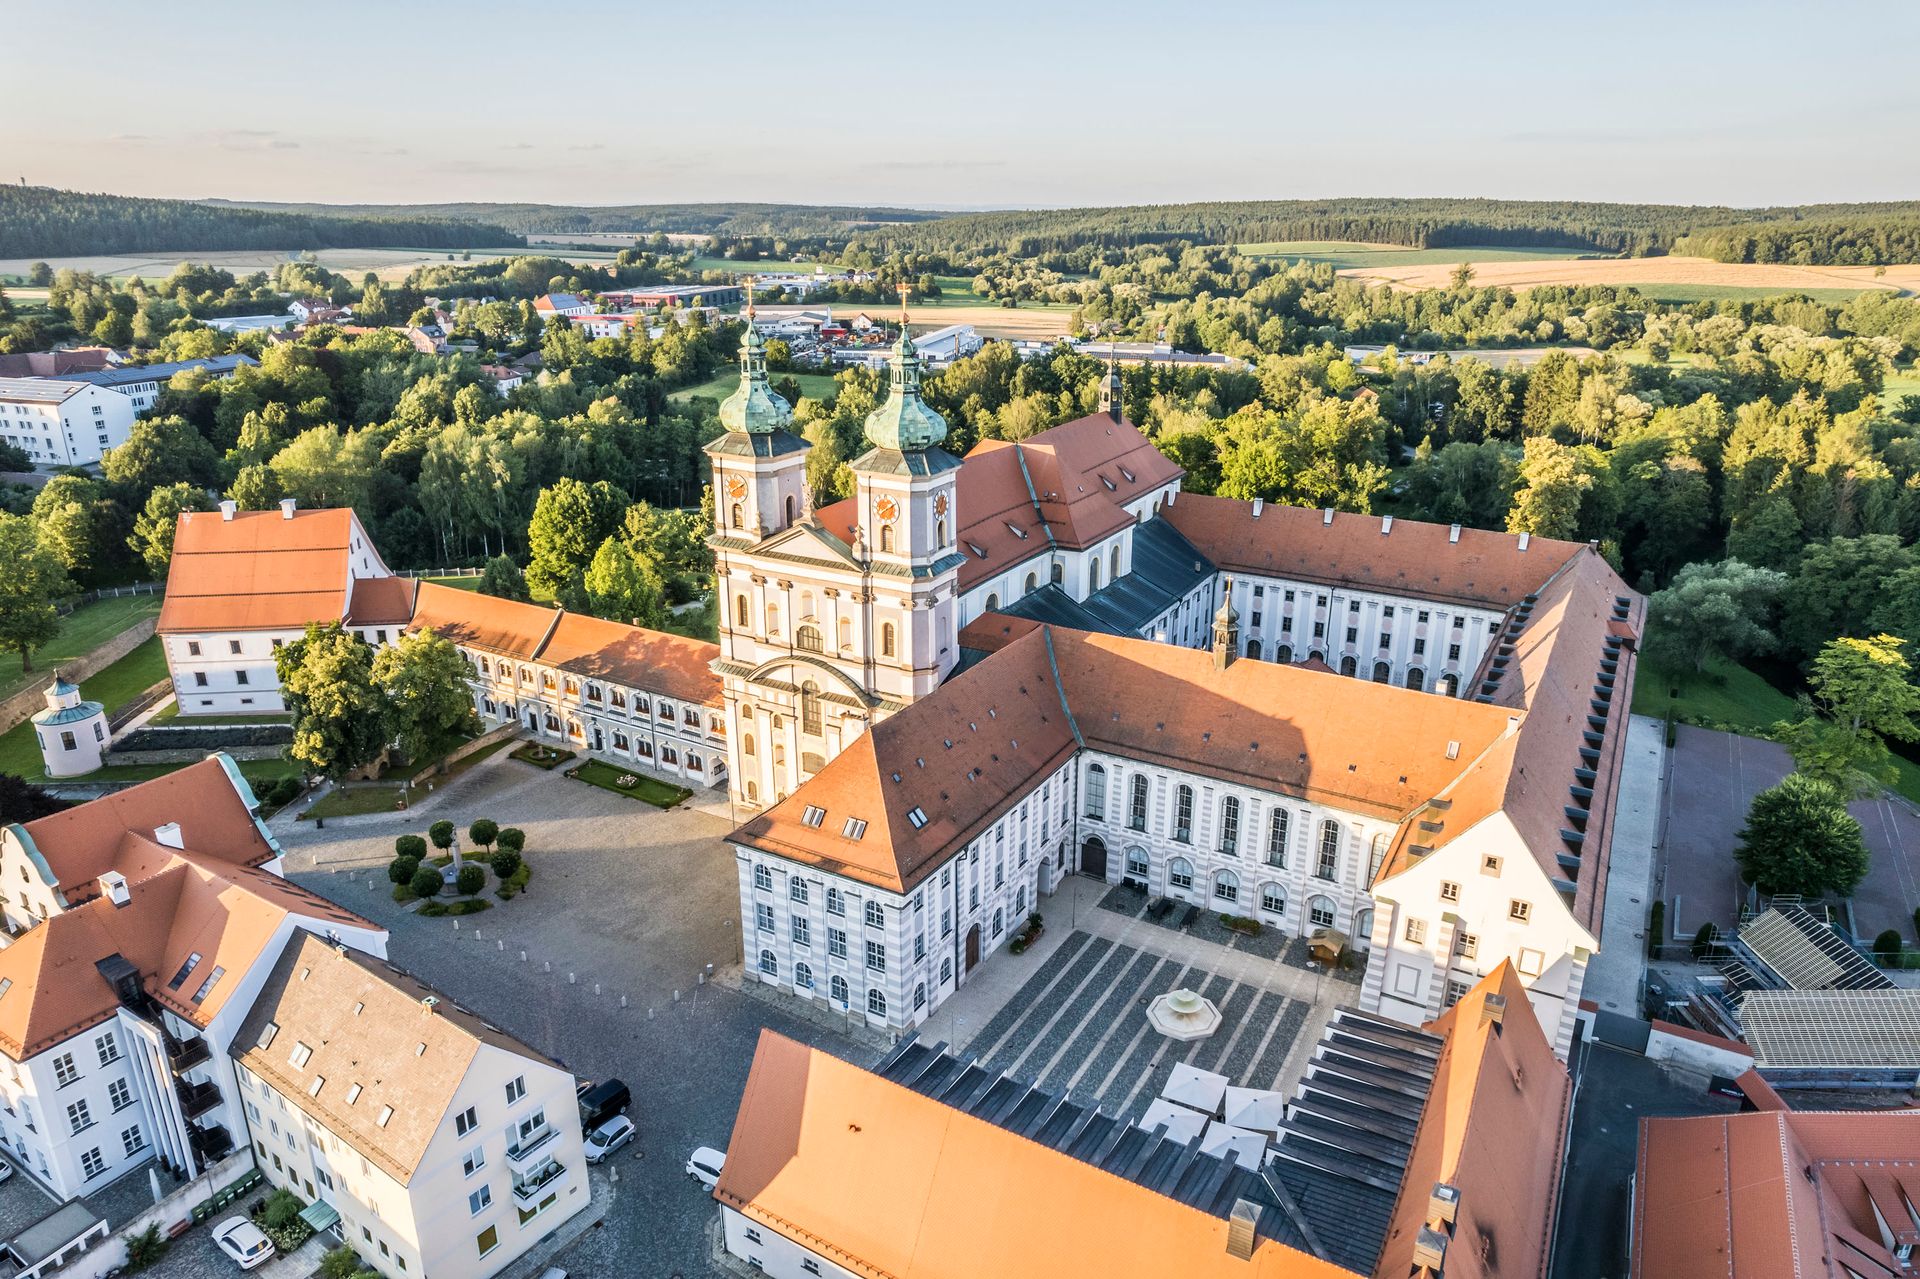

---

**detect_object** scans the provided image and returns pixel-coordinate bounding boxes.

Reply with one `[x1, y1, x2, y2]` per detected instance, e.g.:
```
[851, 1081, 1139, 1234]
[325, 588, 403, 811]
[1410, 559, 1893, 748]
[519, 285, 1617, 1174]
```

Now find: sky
[11, 0, 1918, 210]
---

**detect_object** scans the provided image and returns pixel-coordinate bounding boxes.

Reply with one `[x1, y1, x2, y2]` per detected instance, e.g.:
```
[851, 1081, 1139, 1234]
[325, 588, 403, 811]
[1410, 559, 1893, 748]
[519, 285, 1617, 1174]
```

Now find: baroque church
[711, 297, 1643, 1058]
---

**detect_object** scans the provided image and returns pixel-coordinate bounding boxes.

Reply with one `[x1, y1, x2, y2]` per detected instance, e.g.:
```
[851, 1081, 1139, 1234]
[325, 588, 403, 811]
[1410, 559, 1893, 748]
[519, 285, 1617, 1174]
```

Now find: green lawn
[302, 784, 408, 820]
[688, 256, 835, 276]
[147, 705, 291, 726]
[1881, 366, 1920, 415]
[421, 574, 482, 592]
[566, 758, 691, 808]
[1627, 283, 1873, 305]
[0, 595, 161, 703]
[670, 368, 840, 404]
[1235, 241, 1594, 269]
[0, 637, 171, 777]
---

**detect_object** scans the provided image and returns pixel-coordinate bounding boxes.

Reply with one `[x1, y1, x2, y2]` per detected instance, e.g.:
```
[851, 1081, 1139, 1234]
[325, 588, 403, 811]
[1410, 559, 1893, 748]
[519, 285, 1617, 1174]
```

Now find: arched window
[914, 982, 926, 1010]
[1023, 572, 1037, 594]
[766, 602, 780, 634]
[830, 975, 848, 1005]
[1277, 644, 1293, 665]
[758, 949, 777, 977]
[730, 501, 743, 529]
[800, 681, 822, 736]
[794, 962, 814, 991]
[796, 624, 822, 653]
[867, 987, 886, 1018]
[1125, 846, 1149, 880]
[754, 864, 772, 891]
[1110, 546, 1121, 580]
[992, 908, 1004, 937]
[1308, 895, 1336, 928]
[880, 623, 896, 657]
[1213, 869, 1240, 903]
[1260, 882, 1286, 915]
[1406, 667, 1425, 692]
[1084, 763, 1107, 817]
[1373, 660, 1391, 683]
[1174, 785, 1194, 843]
[1266, 809, 1289, 867]
[785, 494, 796, 525]
[743, 732, 756, 756]
[1308, 649, 1325, 665]
[1168, 857, 1194, 891]
[746, 780, 758, 802]
[837, 616, 851, 651]
[1129, 775, 1149, 830]
[1051, 561, 1064, 584]
[985, 593, 1000, 612]
[1340, 655, 1358, 678]
[799, 590, 815, 619]
[1246, 640, 1261, 661]
[1317, 821, 1341, 880]
[1089, 560, 1102, 590]
[879, 523, 894, 553]
[936, 516, 947, 546]
[1218, 796, 1241, 854]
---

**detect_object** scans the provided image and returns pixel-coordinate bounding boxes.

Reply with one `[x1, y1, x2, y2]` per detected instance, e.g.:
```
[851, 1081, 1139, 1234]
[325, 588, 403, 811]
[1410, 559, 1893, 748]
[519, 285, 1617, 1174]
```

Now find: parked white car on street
[212, 1216, 276, 1270]
[686, 1145, 726, 1189]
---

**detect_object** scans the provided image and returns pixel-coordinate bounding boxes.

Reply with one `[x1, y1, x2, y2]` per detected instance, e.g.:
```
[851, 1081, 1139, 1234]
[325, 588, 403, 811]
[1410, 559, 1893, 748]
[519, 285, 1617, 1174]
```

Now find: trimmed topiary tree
[469, 819, 499, 851]
[489, 849, 522, 880]
[410, 866, 443, 899]
[497, 827, 525, 854]
[1690, 922, 1716, 961]
[1875, 929, 1903, 959]
[394, 834, 427, 861]
[455, 864, 486, 897]
[428, 820, 455, 852]
[388, 855, 420, 885]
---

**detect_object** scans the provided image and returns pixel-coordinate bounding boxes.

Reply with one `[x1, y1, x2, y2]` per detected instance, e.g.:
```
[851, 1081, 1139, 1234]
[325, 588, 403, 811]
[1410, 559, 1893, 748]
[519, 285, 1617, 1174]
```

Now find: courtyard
[268, 747, 1345, 1277]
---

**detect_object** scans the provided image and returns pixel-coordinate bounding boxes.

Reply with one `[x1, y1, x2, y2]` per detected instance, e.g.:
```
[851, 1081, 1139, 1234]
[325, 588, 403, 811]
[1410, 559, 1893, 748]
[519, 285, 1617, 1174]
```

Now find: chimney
[1381, 514, 1394, 534]
[1482, 992, 1507, 1028]
[101, 871, 131, 909]
[1516, 531, 1530, 551]
[218, 500, 237, 522]
[1428, 1182, 1460, 1226]
[153, 822, 184, 850]
[1448, 523, 1461, 543]
[1251, 498, 1264, 518]
[1412, 1226, 1449, 1272]
[280, 497, 297, 520]
[1226, 1198, 1260, 1261]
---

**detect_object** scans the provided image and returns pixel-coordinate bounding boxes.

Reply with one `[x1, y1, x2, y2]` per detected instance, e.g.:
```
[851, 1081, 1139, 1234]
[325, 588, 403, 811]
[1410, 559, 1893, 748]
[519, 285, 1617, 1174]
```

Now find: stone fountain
[1147, 987, 1223, 1041]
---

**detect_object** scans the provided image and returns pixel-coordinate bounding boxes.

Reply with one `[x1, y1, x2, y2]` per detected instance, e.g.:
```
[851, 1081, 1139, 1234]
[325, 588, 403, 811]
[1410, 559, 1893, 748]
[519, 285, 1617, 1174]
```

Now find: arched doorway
[965, 924, 982, 973]
[1080, 836, 1108, 880]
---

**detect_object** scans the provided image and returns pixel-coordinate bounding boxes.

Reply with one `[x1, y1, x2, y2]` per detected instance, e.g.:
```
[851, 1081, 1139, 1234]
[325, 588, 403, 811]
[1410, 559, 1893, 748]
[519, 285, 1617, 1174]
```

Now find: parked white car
[212, 1216, 276, 1271]
[0, 1157, 14, 1184]
[584, 1114, 635, 1163]
[686, 1145, 726, 1189]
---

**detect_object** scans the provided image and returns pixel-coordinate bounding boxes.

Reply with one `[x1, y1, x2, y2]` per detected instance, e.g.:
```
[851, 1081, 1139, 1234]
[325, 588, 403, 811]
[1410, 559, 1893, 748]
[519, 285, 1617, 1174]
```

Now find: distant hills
[201, 199, 950, 239]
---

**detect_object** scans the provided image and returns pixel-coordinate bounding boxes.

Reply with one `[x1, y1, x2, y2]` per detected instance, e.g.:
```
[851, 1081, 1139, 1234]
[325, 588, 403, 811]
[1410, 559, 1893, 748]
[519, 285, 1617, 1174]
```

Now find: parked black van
[578, 1078, 631, 1130]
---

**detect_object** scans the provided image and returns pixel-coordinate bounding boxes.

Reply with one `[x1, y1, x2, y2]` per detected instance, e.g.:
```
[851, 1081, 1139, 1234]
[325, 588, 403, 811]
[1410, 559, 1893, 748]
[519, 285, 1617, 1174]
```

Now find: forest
[202, 199, 946, 238]
[0, 186, 515, 258]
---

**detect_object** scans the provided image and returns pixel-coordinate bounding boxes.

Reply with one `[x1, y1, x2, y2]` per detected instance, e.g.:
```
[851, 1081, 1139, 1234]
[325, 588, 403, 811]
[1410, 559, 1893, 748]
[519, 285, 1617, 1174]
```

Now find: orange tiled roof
[159, 508, 358, 633]
[344, 575, 417, 626]
[716, 1030, 1357, 1279]
[1374, 964, 1571, 1279]
[1162, 495, 1586, 611]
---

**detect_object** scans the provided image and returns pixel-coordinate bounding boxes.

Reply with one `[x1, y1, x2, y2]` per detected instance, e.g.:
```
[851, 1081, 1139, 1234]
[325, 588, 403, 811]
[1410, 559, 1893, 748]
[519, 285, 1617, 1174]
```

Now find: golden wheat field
[1338, 254, 1920, 297]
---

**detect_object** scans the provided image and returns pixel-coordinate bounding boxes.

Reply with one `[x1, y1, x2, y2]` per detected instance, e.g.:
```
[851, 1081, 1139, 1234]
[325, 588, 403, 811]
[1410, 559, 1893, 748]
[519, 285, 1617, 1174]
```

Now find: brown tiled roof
[1374, 964, 1571, 1279]
[736, 621, 1515, 894]
[159, 508, 357, 633]
[1162, 495, 1586, 610]
[232, 933, 554, 1185]
[344, 575, 417, 625]
[716, 1030, 1357, 1279]
[19, 757, 275, 889]
[408, 581, 722, 705]
[1634, 1104, 1920, 1278]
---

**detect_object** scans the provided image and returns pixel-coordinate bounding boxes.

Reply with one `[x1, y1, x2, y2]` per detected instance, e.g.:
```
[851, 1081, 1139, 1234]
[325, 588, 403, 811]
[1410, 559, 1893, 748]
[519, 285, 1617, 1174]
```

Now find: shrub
[319, 1246, 365, 1279]
[1647, 900, 1666, 958]
[259, 1188, 303, 1230]
[428, 819, 455, 850]
[489, 849, 522, 880]
[122, 1223, 169, 1273]
[469, 818, 499, 850]
[497, 826, 526, 853]
[1913, 906, 1920, 943]
[1689, 922, 1716, 961]
[387, 855, 420, 885]
[410, 866, 443, 899]
[456, 864, 486, 896]
[1875, 929, 1903, 958]
[395, 834, 427, 860]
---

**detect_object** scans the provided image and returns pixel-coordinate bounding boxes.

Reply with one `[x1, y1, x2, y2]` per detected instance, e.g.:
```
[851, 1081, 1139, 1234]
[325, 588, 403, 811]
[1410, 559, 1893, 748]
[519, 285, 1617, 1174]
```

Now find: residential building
[570, 312, 641, 340]
[713, 323, 1639, 1053]
[1633, 1074, 1920, 1277]
[530, 294, 591, 319]
[157, 500, 403, 716]
[0, 758, 386, 1200]
[52, 354, 257, 414]
[233, 934, 588, 1279]
[205, 314, 295, 335]
[288, 299, 351, 324]
[0, 348, 118, 379]
[714, 965, 1567, 1279]
[0, 377, 136, 466]
[478, 364, 524, 395]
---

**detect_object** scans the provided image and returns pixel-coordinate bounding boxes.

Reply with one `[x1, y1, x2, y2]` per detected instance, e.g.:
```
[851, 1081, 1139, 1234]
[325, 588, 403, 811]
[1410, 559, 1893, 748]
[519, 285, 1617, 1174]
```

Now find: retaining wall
[0, 617, 158, 736]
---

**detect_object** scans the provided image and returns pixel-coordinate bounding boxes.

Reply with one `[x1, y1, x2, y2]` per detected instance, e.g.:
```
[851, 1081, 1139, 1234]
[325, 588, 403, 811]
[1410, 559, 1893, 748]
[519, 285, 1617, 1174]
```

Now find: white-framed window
[463, 1147, 485, 1177]
[828, 928, 847, 959]
[1439, 880, 1461, 903]
[794, 962, 814, 991]
[758, 950, 777, 977]
[67, 1099, 92, 1133]
[94, 1032, 119, 1067]
[1308, 895, 1336, 928]
[1125, 847, 1149, 880]
[1085, 763, 1106, 817]
[1405, 918, 1427, 945]
[504, 1076, 525, 1105]
[454, 1106, 478, 1136]
[753, 864, 772, 891]
[867, 988, 886, 1018]
[1260, 882, 1285, 914]
[121, 1124, 144, 1157]
[827, 887, 845, 916]
[80, 1147, 105, 1180]
[790, 879, 809, 904]
[52, 1053, 78, 1087]
[1168, 857, 1193, 891]
[830, 975, 848, 1005]
[1213, 870, 1239, 903]
[791, 916, 810, 947]
[1266, 809, 1289, 867]
[864, 900, 884, 928]
[756, 903, 774, 932]
[1316, 821, 1341, 879]
[865, 940, 886, 973]
[1174, 786, 1194, 843]
[469, 1186, 492, 1216]
[107, 1079, 132, 1111]
[1218, 796, 1241, 855]
[1129, 775, 1149, 830]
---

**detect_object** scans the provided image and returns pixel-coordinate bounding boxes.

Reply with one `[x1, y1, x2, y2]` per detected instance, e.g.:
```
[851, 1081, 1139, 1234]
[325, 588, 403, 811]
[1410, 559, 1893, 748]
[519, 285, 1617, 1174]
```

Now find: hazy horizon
[14, 0, 1918, 210]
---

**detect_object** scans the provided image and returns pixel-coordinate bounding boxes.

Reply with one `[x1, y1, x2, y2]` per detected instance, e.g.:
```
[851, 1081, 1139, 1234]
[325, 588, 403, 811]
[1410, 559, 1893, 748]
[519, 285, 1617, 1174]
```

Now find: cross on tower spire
[897, 281, 911, 326]
[744, 274, 757, 320]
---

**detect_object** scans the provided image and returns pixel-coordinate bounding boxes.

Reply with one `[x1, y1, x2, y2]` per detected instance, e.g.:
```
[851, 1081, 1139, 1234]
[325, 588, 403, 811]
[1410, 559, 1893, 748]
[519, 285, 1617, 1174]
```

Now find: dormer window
[802, 805, 826, 828]
[842, 818, 868, 840]
[907, 808, 928, 829]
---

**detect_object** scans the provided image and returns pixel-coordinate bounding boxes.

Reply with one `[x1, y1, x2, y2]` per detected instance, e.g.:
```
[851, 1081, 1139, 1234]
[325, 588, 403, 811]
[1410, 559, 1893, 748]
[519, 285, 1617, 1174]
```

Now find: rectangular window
[454, 1106, 478, 1137]
[1518, 947, 1545, 977]
[108, 1080, 132, 1111]
[52, 1054, 78, 1087]
[791, 916, 810, 947]
[94, 1032, 118, 1068]
[1404, 918, 1427, 945]
[81, 1147, 105, 1179]
[476, 1226, 498, 1258]
[229, 640, 242, 655]
[504, 1076, 526, 1105]
[865, 940, 885, 973]
[756, 903, 774, 933]
[1439, 880, 1460, 903]
[288, 1043, 312, 1069]
[828, 928, 847, 959]
[1445, 979, 1471, 1008]
[464, 1147, 485, 1177]
[1509, 900, 1531, 923]
[67, 1100, 92, 1133]
[1455, 933, 1479, 960]
[121, 1125, 144, 1157]
[469, 1186, 492, 1215]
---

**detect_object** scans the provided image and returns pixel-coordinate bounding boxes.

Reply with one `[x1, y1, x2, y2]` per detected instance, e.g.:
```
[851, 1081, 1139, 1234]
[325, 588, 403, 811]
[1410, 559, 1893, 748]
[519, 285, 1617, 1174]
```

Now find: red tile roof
[19, 757, 276, 888]
[344, 575, 417, 626]
[159, 508, 358, 633]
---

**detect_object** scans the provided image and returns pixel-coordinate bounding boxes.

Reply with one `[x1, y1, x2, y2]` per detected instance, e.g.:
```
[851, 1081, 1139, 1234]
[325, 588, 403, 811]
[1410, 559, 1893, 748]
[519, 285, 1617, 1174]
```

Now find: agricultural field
[1880, 365, 1920, 414]
[1237, 240, 1594, 270]
[671, 368, 840, 403]
[1332, 252, 1920, 298]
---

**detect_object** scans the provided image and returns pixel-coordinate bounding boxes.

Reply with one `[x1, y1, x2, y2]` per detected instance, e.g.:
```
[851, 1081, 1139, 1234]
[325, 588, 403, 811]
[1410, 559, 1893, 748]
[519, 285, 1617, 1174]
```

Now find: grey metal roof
[1736, 905, 1892, 993]
[1003, 516, 1215, 637]
[875, 1037, 1275, 1223]
[0, 377, 85, 403]
[1741, 989, 1920, 1069]
[6, 1200, 104, 1266]
[57, 354, 256, 388]
[1267, 1008, 1443, 1274]
[705, 429, 810, 459]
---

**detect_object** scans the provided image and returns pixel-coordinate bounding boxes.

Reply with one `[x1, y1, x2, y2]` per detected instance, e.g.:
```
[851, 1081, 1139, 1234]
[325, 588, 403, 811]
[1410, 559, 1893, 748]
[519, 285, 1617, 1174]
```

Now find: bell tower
[706, 278, 809, 543]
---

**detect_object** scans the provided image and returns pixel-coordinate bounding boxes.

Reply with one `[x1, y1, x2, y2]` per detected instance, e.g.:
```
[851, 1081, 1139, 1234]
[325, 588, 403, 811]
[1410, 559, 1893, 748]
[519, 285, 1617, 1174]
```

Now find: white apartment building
[52, 354, 257, 415]
[713, 322, 1640, 1057]
[0, 378, 136, 467]
[0, 757, 387, 1200]
[233, 934, 588, 1279]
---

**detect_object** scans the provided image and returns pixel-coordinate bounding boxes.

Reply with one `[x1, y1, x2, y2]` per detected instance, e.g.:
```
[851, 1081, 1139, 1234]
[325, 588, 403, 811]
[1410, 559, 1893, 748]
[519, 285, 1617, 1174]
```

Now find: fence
[54, 582, 162, 618]
[399, 566, 484, 579]
[46, 1149, 256, 1279]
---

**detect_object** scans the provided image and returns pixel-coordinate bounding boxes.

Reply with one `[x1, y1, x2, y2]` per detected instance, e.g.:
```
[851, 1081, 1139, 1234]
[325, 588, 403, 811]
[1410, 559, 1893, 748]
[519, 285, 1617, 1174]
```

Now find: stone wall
[415, 721, 521, 781]
[0, 617, 158, 737]
[48, 1149, 256, 1279]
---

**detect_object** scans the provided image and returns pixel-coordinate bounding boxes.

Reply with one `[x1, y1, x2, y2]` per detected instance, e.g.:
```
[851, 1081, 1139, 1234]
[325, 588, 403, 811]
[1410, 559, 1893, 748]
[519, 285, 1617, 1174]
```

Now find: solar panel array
[1738, 906, 1891, 992]
[1740, 990, 1920, 1068]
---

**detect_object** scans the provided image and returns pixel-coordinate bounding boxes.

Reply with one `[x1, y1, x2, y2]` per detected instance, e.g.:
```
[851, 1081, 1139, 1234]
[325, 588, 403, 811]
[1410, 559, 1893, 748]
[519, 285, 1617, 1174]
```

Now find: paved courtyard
[1658, 724, 1920, 941]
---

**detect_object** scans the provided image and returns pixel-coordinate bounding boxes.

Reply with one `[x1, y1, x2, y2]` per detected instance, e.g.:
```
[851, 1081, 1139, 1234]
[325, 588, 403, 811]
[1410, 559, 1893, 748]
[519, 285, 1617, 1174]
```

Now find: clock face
[725, 475, 746, 501]
[876, 497, 899, 523]
[934, 492, 949, 517]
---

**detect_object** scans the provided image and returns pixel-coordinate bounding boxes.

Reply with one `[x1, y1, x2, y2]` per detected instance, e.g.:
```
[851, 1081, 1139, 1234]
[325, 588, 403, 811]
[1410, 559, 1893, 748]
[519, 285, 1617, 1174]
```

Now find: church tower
[1098, 348, 1124, 421]
[705, 281, 809, 543]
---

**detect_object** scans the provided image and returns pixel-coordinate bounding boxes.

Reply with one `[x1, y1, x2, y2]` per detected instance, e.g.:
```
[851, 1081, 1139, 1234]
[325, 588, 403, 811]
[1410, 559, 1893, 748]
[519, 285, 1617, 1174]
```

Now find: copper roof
[1162, 495, 1586, 610]
[717, 1030, 1357, 1279]
[159, 508, 357, 633]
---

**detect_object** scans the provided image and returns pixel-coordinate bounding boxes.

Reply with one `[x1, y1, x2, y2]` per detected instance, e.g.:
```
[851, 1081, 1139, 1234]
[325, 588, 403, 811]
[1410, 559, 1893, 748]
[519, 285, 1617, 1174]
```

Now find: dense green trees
[1735, 774, 1871, 898]
[129, 483, 214, 578]
[372, 629, 477, 763]
[276, 624, 392, 781]
[1777, 636, 1920, 795]
[1643, 560, 1788, 675]
[0, 514, 72, 671]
